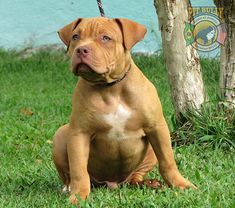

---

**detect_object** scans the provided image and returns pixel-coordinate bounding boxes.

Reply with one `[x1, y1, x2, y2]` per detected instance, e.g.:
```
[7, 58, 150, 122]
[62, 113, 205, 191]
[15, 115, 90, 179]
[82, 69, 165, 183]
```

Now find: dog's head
[58, 17, 146, 84]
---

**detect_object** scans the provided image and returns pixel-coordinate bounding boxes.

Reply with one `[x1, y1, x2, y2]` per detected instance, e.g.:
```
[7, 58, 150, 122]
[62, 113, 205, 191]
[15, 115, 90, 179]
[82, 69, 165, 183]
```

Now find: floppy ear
[115, 18, 147, 50]
[58, 18, 82, 46]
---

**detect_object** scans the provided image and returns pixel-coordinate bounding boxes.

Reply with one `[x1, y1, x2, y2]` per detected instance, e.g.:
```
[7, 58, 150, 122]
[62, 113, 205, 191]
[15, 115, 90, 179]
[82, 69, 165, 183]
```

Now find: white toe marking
[103, 104, 131, 140]
[62, 185, 71, 193]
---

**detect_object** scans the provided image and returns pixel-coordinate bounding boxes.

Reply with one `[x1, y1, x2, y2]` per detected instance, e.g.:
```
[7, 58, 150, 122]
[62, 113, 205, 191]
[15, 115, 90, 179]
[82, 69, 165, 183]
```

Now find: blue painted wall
[0, 0, 215, 53]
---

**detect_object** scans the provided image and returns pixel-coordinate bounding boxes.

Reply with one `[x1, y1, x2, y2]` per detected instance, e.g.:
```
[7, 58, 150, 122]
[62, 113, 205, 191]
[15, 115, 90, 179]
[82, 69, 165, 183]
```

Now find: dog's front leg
[145, 118, 196, 189]
[67, 130, 91, 204]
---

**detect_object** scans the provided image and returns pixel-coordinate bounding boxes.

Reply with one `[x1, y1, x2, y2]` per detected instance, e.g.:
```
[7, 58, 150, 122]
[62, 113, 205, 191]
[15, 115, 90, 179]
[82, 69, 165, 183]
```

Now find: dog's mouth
[73, 63, 103, 83]
[73, 63, 93, 75]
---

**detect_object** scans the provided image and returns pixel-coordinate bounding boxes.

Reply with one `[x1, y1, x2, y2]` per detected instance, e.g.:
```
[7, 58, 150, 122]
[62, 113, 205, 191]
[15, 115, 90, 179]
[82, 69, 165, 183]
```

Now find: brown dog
[53, 17, 195, 204]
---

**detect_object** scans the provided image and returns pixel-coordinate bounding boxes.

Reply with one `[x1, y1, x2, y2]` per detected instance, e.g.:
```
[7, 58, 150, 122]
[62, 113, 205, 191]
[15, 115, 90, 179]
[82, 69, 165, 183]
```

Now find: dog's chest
[102, 104, 131, 140]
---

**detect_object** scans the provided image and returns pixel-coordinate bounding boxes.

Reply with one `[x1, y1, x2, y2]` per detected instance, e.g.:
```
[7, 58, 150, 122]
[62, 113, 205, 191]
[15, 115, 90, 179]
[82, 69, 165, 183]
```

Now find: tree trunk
[154, 0, 205, 121]
[214, 0, 235, 105]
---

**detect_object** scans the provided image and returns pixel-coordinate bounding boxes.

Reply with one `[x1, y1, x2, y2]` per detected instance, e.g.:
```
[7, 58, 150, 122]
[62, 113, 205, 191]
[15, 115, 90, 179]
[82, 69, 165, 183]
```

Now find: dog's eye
[102, 35, 111, 42]
[72, 34, 79, 41]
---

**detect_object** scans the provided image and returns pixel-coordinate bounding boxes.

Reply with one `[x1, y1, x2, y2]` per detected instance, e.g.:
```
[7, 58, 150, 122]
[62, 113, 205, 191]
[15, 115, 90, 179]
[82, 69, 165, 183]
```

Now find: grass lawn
[0, 50, 234, 207]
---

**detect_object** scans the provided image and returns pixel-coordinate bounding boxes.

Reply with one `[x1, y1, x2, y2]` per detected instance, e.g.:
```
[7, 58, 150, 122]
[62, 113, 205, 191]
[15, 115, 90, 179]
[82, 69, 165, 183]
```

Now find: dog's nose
[76, 46, 90, 57]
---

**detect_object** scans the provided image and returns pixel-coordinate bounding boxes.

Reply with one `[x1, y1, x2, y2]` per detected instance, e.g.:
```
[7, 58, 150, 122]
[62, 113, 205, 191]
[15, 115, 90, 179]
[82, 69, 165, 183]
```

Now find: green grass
[0, 49, 234, 207]
[172, 102, 235, 148]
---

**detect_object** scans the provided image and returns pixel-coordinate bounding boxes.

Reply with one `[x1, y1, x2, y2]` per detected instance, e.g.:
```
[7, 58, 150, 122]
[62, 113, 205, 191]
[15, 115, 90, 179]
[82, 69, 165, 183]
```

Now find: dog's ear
[115, 18, 147, 50]
[58, 18, 82, 46]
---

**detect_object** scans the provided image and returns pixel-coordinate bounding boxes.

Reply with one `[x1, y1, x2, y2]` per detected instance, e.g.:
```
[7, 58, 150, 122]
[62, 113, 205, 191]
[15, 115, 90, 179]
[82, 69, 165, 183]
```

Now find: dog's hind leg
[52, 124, 71, 191]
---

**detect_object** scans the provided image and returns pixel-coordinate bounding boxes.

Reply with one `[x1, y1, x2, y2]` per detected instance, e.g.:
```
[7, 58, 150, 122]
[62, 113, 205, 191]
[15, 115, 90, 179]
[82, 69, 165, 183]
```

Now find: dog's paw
[69, 194, 78, 205]
[172, 178, 197, 190]
[130, 179, 163, 189]
[161, 170, 197, 190]
[175, 181, 197, 190]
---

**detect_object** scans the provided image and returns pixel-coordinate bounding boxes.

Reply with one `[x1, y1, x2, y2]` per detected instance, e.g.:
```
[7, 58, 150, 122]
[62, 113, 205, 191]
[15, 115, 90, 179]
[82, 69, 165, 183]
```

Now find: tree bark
[154, 0, 205, 121]
[214, 0, 235, 106]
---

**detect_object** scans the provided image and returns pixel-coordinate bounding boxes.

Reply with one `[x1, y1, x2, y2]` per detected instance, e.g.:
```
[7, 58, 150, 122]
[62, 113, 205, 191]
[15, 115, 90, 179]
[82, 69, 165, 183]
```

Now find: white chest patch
[103, 104, 131, 140]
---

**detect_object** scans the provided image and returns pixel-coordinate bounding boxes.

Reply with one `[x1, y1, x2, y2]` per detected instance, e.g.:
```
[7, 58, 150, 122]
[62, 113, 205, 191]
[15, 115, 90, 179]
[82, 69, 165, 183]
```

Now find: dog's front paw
[171, 177, 197, 190]
[69, 190, 89, 205]
[69, 193, 89, 205]
[69, 194, 78, 205]
[161, 169, 197, 190]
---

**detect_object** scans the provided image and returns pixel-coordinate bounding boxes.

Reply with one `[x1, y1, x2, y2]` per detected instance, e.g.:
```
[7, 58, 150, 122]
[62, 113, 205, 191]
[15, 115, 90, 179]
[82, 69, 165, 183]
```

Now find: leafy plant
[172, 101, 235, 148]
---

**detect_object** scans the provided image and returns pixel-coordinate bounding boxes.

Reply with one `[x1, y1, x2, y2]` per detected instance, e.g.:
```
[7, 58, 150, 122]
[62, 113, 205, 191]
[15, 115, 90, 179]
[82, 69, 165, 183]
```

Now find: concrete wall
[0, 0, 215, 53]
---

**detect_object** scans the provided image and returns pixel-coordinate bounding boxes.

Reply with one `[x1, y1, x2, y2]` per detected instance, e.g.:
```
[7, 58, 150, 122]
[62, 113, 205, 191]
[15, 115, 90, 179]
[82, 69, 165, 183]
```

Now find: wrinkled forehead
[74, 17, 122, 41]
